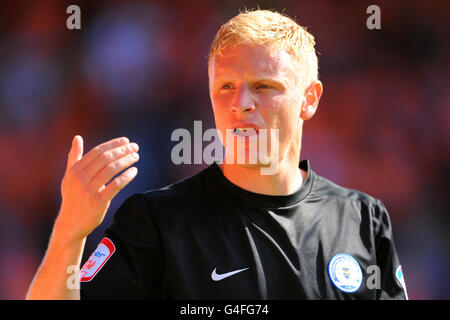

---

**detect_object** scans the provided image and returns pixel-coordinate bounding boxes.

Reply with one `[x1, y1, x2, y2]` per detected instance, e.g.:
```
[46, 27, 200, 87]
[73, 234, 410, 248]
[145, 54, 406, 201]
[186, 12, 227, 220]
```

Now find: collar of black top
[208, 160, 314, 209]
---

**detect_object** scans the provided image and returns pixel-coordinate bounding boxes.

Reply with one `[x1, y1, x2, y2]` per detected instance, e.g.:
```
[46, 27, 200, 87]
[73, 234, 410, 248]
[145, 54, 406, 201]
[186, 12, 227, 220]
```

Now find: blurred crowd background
[0, 0, 448, 299]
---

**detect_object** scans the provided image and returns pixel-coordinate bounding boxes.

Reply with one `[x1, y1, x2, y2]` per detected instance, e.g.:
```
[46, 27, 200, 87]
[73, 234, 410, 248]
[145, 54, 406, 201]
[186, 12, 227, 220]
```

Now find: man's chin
[223, 153, 276, 167]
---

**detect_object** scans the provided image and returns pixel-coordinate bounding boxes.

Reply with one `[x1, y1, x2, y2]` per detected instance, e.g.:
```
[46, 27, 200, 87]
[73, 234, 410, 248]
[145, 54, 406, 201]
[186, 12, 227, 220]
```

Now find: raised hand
[57, 135, 140, 241]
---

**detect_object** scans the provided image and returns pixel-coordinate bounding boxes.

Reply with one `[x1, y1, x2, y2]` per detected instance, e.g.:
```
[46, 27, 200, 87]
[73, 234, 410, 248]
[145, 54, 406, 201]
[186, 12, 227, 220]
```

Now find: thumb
[67, 135, 84, 169]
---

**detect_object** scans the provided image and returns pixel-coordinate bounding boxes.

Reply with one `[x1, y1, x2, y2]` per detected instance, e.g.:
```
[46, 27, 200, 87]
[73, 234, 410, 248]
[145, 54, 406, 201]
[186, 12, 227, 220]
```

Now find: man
[26, 9, 407, 300]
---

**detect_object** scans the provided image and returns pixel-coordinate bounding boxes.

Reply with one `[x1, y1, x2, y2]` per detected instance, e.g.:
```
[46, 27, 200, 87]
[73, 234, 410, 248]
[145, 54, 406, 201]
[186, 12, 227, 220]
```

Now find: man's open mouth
[233, 128, 258, 136]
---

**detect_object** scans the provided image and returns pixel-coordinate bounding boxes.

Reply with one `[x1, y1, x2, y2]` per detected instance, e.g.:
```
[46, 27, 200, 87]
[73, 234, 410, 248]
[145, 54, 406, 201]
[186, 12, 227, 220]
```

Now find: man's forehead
[209, 45, 297, 80]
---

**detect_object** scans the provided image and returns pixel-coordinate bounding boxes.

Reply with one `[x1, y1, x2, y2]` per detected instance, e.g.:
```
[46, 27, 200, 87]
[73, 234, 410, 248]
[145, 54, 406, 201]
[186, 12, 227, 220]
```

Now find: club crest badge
[328, 253, 363, 293]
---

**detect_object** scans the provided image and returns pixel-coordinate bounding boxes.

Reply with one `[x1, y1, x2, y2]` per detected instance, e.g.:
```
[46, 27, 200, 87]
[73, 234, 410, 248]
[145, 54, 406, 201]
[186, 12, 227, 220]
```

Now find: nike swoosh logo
[211, 267, 249, 281]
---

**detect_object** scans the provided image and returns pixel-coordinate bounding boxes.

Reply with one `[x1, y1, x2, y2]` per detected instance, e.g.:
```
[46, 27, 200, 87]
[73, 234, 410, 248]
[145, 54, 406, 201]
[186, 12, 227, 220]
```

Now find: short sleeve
[80, 193, 164, 299]
[372, 199, 408, 300]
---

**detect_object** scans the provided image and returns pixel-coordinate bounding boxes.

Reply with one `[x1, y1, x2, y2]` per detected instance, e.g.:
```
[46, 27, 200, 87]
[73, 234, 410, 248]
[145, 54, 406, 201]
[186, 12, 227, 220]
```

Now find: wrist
[53, 214, 88, 247]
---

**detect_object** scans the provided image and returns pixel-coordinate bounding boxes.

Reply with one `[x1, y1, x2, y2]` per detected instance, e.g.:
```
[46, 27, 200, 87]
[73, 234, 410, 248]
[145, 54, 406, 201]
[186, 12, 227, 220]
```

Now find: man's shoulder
[309, 171, 390, 231]
[311, 170, 382, 207]
[143, 165, 211, 202]
[120, 165, 213, 218]
[110, 166, 215, 240]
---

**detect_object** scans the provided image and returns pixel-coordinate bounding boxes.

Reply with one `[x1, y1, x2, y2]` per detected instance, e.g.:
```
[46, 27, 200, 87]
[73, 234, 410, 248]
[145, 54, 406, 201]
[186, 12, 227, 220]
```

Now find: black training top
[80, 160, 408, 300]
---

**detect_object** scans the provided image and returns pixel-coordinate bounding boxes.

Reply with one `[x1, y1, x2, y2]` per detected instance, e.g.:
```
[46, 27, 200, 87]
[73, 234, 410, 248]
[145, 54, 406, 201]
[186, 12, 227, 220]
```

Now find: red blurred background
[0, 0, 448, 299]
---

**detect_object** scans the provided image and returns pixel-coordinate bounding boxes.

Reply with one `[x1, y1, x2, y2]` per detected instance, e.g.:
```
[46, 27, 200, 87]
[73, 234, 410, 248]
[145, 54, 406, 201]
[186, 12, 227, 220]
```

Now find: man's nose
[231, 86, 255, 114]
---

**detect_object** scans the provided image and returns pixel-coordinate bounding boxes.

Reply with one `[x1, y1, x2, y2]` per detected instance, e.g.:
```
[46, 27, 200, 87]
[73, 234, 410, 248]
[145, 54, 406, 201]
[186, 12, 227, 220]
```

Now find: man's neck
[219, 159, 307, 196]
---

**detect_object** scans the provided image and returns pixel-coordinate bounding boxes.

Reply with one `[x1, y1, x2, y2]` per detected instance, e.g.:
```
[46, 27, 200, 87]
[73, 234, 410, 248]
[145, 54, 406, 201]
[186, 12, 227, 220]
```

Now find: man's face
[209, 44, 306, 166]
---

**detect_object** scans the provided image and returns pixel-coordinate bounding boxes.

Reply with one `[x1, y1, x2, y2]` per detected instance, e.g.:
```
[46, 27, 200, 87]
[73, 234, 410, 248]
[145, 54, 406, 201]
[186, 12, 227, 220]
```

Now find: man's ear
[300, 80, 323, 121]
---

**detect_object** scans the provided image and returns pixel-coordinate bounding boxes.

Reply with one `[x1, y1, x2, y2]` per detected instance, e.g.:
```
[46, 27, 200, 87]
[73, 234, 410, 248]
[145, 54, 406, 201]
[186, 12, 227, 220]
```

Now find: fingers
[99, 166, 138, 201]
[58, 136, 140, 241]
[67, 135, 84, 170]
[83, 142, 139, 183]
[89, 151, 140, 192]
[75, 137, 130, 172]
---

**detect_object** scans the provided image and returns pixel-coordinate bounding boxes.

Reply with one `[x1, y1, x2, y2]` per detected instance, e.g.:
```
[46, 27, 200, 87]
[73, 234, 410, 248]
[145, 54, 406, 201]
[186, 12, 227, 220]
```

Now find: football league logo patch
[80, 237, 115, 282]
[328, 253, 363, 293]
[396, 265, 409, 299]
[395, 265, 404, 286]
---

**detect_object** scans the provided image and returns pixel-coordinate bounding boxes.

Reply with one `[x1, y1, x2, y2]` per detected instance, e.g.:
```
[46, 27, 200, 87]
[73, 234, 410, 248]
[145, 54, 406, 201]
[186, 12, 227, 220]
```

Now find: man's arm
[26, 222, 87, 300]
[26, 135, 140, 300]
[373, 199, 408, 300]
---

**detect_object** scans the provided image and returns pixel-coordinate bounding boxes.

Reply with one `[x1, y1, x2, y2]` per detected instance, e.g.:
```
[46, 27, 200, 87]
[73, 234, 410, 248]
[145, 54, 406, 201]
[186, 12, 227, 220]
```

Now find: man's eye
[255, 84, 270, 90]
[221, 84, 233, 89]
